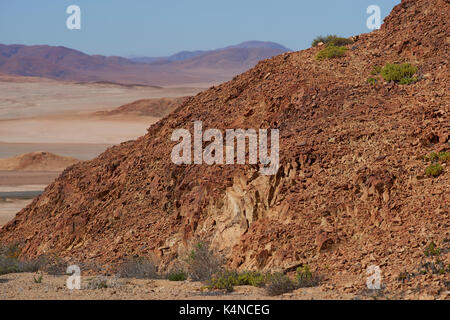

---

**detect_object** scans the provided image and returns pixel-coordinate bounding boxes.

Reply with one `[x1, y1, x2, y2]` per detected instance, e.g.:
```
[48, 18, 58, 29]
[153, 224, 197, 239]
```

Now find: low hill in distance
[0, 152, 79, 172]
[95, 96, 188, 118]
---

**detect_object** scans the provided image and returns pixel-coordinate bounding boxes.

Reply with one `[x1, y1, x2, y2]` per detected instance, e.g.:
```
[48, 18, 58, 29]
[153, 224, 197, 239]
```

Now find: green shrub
[40, 255, 67, 275]
[424, 152, 440, 162]
[438, 151, 450, 162]
[312, 35, 353, 47]
[316, 45, 348, 60]
[207, 270, 266, 292]
[206, 267, 320, 294]
[168, 270, 187, 281]
[33, 272, 43, 284]
[236, 271, 266, 287]
[367, 77, 377, 84]
[380, 63, 418, 84]
[425, 163, 443, 177]
[207, 270, 240, 292]
[424, 242, 441, 257]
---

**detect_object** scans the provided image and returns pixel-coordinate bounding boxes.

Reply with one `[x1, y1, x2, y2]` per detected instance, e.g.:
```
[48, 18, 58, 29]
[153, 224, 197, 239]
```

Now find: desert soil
[0, 272, 365, 300]
[1, 272, 446, 300]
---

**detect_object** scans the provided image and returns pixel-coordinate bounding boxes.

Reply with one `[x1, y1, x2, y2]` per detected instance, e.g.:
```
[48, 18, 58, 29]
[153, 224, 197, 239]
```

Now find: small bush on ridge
[316, 45, 348, 60]
[425, 163, 443, 177]
[424, 242, 441, 257]
[312, 35, 353, 47]
[380, 63, 418, 84]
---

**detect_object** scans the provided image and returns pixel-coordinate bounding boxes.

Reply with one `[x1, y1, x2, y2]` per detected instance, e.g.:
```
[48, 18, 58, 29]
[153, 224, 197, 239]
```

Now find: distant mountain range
[131, 41, 290, 64]
[0, 41, 290, 86]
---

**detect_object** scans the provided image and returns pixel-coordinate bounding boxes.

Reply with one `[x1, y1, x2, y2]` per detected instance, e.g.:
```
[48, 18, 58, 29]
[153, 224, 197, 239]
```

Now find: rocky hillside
[1, 0, 448, 296]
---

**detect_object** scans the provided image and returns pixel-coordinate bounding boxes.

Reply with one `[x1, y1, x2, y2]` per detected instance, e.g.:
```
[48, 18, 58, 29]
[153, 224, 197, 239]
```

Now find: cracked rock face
[1, 0, 449, 294]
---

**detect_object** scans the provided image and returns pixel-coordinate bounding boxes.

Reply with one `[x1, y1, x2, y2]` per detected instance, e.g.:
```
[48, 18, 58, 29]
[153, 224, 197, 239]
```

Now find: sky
[0, 0, 400, 57]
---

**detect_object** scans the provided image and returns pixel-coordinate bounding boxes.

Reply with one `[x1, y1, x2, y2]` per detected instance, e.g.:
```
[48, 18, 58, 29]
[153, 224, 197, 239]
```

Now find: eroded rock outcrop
[1, 0, 448, 295]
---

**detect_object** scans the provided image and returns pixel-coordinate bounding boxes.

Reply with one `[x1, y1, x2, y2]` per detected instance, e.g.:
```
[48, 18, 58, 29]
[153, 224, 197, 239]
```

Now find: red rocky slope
[1, 0, 448, 297]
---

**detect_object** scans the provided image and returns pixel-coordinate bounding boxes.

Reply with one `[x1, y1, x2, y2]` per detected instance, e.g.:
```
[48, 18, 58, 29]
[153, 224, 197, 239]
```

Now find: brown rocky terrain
[0, 0, 449, 298]
[0, 152, 79, 172]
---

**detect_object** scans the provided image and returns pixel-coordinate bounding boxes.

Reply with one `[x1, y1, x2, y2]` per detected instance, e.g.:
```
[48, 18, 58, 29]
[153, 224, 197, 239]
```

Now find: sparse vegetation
[206, 267, 321, 294]
[316, 45, 348, 60]
[367, 77, 377, 84]
[207, 270, 240, 292]
[423, 151, 447, 177]
[370, 66, 382, 75]
[85, 275, 121, 290]
[0, 242, 21, 259]
[379, 63, 418, 84]
[425, 151, 440, 162]
[186, 242, 223, 281]
[0, 243, 51, 275]
[0, 255, 20, 275]
[369, 63, 419, 85]
[118, 256, 158, 279]
[312, 35, 353, 47]
[40, 254, 68, 275]
[438, 151, 450, 162]
[167, 270, 187, 281]
[425, 163, 443, 177]
[397, 271, 411, 283]
[236, 270, 266, 288]
[424, 242, 441, 257]
[265, 273, 296, 296]
[295, 265, 321, 288]
[207, 270, 266, 292]
[418, 259, 448, 275]
[33, 272, 43, 284]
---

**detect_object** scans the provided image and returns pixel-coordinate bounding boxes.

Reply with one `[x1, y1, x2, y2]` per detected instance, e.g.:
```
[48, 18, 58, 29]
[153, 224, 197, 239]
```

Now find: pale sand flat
[0, 199, 33, 226]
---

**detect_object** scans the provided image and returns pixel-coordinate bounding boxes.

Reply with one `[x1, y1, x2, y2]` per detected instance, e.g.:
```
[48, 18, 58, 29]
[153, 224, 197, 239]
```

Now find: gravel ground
[0, 272, 357, 300]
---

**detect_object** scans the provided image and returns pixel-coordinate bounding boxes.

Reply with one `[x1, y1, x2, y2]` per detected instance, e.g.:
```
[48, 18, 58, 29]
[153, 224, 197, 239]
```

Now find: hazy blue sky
[0, 0, 400, 57]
